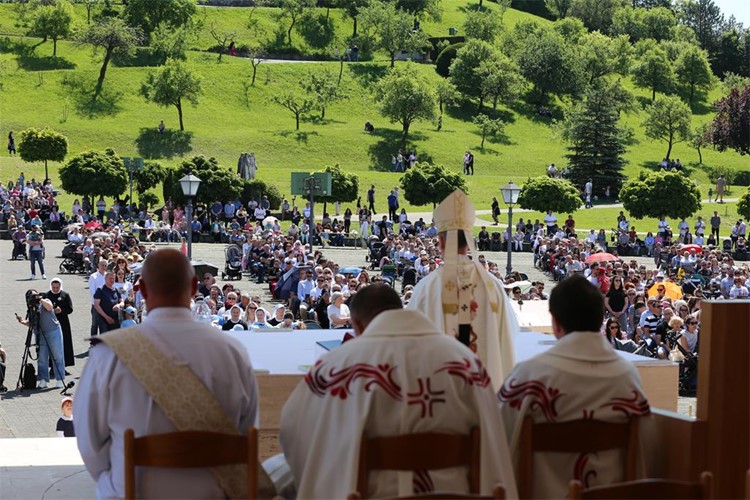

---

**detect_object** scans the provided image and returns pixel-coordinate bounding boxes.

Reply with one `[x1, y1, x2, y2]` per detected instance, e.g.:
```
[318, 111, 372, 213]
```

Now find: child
[121, 306, 137, 328]
[56, 397, 75, 437]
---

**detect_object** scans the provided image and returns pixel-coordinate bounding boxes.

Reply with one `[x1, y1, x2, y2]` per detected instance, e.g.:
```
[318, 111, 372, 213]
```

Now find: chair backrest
[124, 427, 258, 500]
[568, 471, 713, 499]
[347, 484, 505, 500]
[746, 469, 749, 500]
[519, 416, 638, 499]
[356, 428, 480, 498]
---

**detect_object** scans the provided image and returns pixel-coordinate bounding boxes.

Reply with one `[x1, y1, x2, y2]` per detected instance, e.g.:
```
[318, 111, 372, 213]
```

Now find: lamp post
[179, 173, 202, 260]
[499, 181, 521, 276]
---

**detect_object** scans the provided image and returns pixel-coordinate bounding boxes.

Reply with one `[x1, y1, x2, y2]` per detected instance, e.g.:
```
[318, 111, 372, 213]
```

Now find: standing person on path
[8, 131, 16, 155]
[407, 190, 518, 391]
[491, 197, 500, 225]
[710, 211, 721, 240]
[46, 278, 75, 369]
[89, 260, 108, 340]
[584, 178, 593, 208]
[367, 184, 376, 214]
[387, 190, 398, 222]
[715, 175, 726, 203]
[93, 271, 124, 332]
[27, 225, 46, 280]
[463, 151, 474, 175]
[75, 249, 263, 499]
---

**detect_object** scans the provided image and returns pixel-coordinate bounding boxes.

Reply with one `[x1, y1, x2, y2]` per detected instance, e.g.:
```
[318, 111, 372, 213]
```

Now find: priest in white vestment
[498, 274, 651, 499]
[407, 189, 518, 390]
[281, 284, 518, 499]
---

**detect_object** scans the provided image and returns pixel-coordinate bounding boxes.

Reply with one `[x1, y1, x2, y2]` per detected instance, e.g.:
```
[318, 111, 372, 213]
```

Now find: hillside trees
[301, 70, 343, 119]
[463, 9, 503, 42]
[59, 149, 127, 198]
[374, 62, 436, 145]
[631, 45, 674, 101]
[17, 128, 68, 181]
[339, 0, 371, 36]
[518, 176, 582, 214]
[276, 0, 314, 47]
[359, 1, 430, 68]
[167, 156, 242, 205]
[676, 0, 724, 53]
[579, 32, 633, 83]
[140, 58, 203, 132]
[643, 95, 693, 160]
[711, 85, 750, 155]
[738, 188, 750, 220]
[80, 17, 143, 99]
[29, 1, 73, 57]
[123, 0, 196, 42]
[271, 91, 313, 130]
[472, 114, 505, 149]
[620, 170, 701, 220]
[400, 162, 467, 208]
[450, 40, 524, 109]
[315, 164, 360, 207]
[674, 44, 714, 108]
[563, 82, 629, 198]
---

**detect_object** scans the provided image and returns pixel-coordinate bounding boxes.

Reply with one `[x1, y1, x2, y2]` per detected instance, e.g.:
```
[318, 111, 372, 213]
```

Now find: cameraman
[16, 290, 65, 389]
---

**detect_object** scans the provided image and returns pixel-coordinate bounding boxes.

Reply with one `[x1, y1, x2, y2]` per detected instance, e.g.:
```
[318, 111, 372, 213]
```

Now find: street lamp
[499, 181, 521, 276]
[179, 172, 201, 260]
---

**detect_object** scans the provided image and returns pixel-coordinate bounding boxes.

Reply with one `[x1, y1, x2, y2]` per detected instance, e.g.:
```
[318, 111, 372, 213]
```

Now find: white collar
[545, 331, 621, 362]
[143, 307, 192, 322]
[362, 309, 442, 338]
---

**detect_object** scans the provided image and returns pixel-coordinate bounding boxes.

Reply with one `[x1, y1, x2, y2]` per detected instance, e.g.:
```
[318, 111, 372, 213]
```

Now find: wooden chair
[355, 428, 480, 499]
[519, 416, 638, 499]
[746, 469, 750, 500]
[347, 484, 505, 499]
[568, 471, 713, 499]
[124, 427, 258, 500]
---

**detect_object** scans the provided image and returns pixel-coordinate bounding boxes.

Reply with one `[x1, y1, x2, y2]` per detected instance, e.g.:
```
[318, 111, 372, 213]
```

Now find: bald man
[75, 249, 260, 499]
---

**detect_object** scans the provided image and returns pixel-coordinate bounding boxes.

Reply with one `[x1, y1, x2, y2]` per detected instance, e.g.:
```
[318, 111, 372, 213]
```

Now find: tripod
[16, 305, 66, 392]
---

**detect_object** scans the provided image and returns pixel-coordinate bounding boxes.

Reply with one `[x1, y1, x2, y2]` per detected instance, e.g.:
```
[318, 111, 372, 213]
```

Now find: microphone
[60, 380, 75, 395]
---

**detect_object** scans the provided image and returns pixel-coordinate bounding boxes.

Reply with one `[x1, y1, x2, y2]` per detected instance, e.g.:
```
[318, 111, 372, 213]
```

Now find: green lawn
[0, 2, 747, 229]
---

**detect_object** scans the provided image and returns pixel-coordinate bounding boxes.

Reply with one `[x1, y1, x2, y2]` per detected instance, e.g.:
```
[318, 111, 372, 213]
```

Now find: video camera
[24, 290, 43, 332]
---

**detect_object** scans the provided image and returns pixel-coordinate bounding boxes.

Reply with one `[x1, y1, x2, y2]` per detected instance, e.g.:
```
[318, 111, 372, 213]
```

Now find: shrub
[435, 42, 464, 78]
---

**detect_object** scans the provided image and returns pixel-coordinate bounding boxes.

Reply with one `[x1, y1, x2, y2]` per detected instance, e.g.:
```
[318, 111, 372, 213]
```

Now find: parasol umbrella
[262, 215, 279, 228]
[680, 244, 703, 255]
[85, 221, 103, 231]
[585, 252, 619, 264]
[339, 266, 363, 277]
[648, 281, 683, 300]
[190, 260, 219, 278]
[90, 231, 109, 239]
[502, 280, 534, 293]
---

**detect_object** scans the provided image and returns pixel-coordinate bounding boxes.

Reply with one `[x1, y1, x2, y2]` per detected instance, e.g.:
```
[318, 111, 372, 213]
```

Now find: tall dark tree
[676, 0, 724, 53]
[563, 82, 629, 199]
[711, 85, 750, 155]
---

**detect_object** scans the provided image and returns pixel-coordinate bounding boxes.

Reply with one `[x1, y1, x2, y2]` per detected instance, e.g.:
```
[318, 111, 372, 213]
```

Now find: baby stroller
[58, 243, 86, 274]
[675, 343, 699, 397]
[12, 238, 28, 260]
[221, 244, 243, 280]
[367, 239, 384, 270]
[401, 266, 417, 293]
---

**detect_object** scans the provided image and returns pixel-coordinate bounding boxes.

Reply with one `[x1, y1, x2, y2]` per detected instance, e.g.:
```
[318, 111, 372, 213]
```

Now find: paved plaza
[0, 239, 694, 440]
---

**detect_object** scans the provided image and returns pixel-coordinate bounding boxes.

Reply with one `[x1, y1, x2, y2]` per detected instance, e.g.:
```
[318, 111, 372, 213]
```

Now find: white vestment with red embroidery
[498, 331, 651, 499]
[407, 258, 518, 391]
[280, 309, 518, 499]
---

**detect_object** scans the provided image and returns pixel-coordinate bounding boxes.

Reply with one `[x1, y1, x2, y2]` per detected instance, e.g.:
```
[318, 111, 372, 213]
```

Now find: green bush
[241, 179, 282, 210]
[435, 42, 464, 78]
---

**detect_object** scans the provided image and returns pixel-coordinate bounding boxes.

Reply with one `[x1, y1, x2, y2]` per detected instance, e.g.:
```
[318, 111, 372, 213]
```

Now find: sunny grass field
[0, 1, 747, 234]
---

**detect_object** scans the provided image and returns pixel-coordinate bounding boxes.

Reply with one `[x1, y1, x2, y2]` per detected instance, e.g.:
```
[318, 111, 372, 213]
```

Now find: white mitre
[434, 190, 498, 322]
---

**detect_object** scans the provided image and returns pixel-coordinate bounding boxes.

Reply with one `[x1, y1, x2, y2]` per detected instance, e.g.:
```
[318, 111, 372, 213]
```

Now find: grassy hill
[0, 1, 747, 234]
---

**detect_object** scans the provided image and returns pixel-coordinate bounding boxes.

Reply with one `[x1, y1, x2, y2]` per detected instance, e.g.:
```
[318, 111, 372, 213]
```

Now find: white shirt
[326, 302, 350, 328]
[88, 271, 106, 305]
[544, 213, 557, 227]
[74, 308, 259, 499]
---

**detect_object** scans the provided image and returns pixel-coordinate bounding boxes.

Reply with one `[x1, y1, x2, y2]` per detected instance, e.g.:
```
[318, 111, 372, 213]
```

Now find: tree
[248, 48, 266, 87]
[123, 0, 196, 42]
[59, 149, 127, 198]
[209, 23, 237, 62]
[738, 188, 750, 220]
[462, 9, 503, 43]
[315, 164, 360, 208]
[479, 56, 526, 109]
[151, 20, 199, 62]
[133, 160, 168, 195]
[579, 32, 633, 83]
[140, 58, 203, 132]
[674, 44, 714, 108]
[374, 62, 436, 145]
[296, 10, 336, 50]
[79, 0, 100, 25]
[676, 0, 723, 53]
[545, 0, 573, 18]
[339, 0, 371, 37]
[631, 45, 674, 101]
[710, 85, 750, 155]
[301, 70, 343, 119]
[434, 78, 458, 117]
[17, 128, 68, 181]
[271, 91, 313, 130]
[690, 122, 711, 164]
[569, 0, 620, 32]
[640, 6, 676, 41]
[518, 176, 582, 214]
[359, 2, 430, 68]
[620, 170, 701, 220]
[241, 179, 282, 210]
[515, 26, 585, 102]
[167, 155, 242, 205]
[30, 2, 73, 57]
[472, 113, 505, 149]
[449, 39, 503, 107]
[400, 162, 467, 208]
[80, 17, 143, 99]
[276, 0, 314, 47]
[643, 95, 693, 160]
[563, 82, 629, 198]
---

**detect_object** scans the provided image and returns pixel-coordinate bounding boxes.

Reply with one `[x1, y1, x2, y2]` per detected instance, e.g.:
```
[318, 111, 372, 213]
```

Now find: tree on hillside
[248, 48, 267, 87]
[276, 0, 314, 47]
[714, 28, 750, 79]
[515, 26, 585, 103]
[140, 58, 203, 132]
[643, 95, 693, 160]
[29, 2, 73, 57]
[59, 149, 127, 198]
[518, 176, 582, 214]
[80, 0, 100, 25]
[435, 78, 458, 119]
[674, 44, 714, 108]
[359, 2, 430, 68]
[449, 39, 503, 107]
[710, 85, 750, 155]
[545, 0, 573, 19]
[400, 162, 467, 208]
[241, 179, 282, 209]
[690, 122, 711, 164]
[631, 45, 675, 101]
[374, 62, 436, 145]
[296, 10, 336, 51]
[301, 70, 343, 120]
[462, 9, 503, 42]
[209, 23, 238, 62]
[167, 155, 243, 205]
[569, 0, 619, 32]
[395, 0, 442, 23]
[472, 114, 505, 150]
[579, 32, 633, 83]
[738, 188, 750, 220]
[640, 6, 677, 41]
[271, 91, 313, 130]
[133, 160, 168, 197]
[123, 0, 196, 42]
[17, 128, 68, 181]
[676, 0, 724, 53]
[479, 57, 526, 110]
[339, 0, 371, 37]
[315, 164, 360, 210]
[620, 170, 701, 220]
[552, 16, 587, 43]
[563, 82, 629, 198]
[80, 17, 143, 99]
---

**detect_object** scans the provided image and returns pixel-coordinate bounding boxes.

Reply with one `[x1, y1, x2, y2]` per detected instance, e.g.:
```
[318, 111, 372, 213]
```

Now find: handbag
[101, 326, 275, 499]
